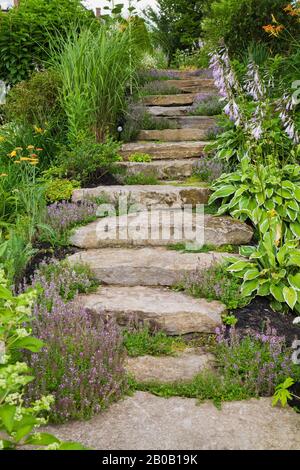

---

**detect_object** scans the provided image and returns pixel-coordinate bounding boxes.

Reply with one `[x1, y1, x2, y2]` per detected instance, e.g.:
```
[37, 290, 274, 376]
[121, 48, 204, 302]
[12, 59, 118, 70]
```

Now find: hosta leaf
[258, 280, 270, 296]
[244, 268, 260, 280]
[283, 286, 297, 309]
[281, 180, 295, 190]
[288, 273, 300, 291]
[227, 260, 253, 272]
[287, 200, 299, 212]
[241, 279, 259, 297]
[287, 251, 300, 266]
[290, 222, 300, 238]
[270, 284, 284, 303]
[209, 185, 236, 203]
[294, 187, 300, 202]
[287, 208, 297, 222]
[239, 245, 256, 257]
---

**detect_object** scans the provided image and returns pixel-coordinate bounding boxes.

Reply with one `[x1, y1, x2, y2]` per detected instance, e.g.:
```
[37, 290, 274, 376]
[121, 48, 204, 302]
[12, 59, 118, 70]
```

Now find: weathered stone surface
[67, 247, 228, 286]
[69, 212, 253, 249]
[45, 392, 300, 450]
[146, 105, 191, 117]
[120, 141, 209, 160]
[142, 94, 196, 106]
[126, 348, 215, 383]
[81, 285, 225, 335]
[117, 159, 199, 180]
[154, 115, 217, 129]
[72, 184, 210, 209]
[162, 78, 216, 93]
[138, 128, 211, 142]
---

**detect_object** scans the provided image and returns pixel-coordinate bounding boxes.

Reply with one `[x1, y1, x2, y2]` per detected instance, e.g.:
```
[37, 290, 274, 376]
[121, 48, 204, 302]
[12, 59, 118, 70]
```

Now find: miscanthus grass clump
[24, 260, 127, 423]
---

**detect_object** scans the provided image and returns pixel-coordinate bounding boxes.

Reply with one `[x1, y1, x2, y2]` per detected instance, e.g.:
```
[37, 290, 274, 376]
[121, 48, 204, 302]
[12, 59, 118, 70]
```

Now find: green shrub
[45, 178, 80, 203]
[0, 0, 95, 84]
[128, 153, 152, 163]
[5, 69, 64, 127]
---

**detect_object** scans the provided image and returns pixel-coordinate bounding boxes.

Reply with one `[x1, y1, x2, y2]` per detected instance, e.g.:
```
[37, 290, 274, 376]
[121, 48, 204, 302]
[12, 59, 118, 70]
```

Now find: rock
[67, 247, 228, 286]
[117, 159, 200, 180]
[142, 94, 196, 106]
[161, 78, 216, 94]
[44, 392, 300, 450]
[155, 115, 217, 129]
[120, 141, 209, 160]
[69, 212, 253, 249]
[146, 106, 191, 117]
[72, 184, 210, 209]
[126, 348, 215, 383]
[138, 128, 212, 142]
[80, 285, 225, 335]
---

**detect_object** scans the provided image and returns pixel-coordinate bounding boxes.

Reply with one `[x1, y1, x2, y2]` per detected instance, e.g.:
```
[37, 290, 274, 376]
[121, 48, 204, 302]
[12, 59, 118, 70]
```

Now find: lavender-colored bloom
[47, 201, 98, 235]
[244, 61, 266, 101]
[277, 93, 300, 144]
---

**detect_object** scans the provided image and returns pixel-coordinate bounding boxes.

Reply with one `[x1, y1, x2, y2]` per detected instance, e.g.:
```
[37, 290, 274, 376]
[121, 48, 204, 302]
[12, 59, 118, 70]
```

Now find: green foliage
[58, 138, 121, 185]
[5, 69, 64, 127]
[202, 0, 300, 57]
[128, 153, 152, 163]
[45, 178, 80, 203]
[145, 0, 209, 63]
[272, 377, 297, 407]
[171, 47, 209, 69]
[0, 0, 95, 85]
[123, 327, 185, 357]
[52, 22, 149, 143]
[124, 173, 160, 185]
[190, 95, 223, 116]
[0, 270, 84, 450]
[177, 262, 247, 310]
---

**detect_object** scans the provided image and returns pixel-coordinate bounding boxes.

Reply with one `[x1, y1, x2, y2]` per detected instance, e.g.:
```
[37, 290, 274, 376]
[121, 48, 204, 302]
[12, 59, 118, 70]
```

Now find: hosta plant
[209, 156, 300, 240]
[227, 219, 300, 313]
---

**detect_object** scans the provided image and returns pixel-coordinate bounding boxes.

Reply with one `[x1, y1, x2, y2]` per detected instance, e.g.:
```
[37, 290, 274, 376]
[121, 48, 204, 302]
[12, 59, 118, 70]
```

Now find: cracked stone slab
[161, 78, 216, 93]
[67, 247, 228, 286]
[145, 105, 191, 117]
[44, 392, 300, 450]
[120, 141, 209, 160]
[126, 348, 215, 383]
[80, 285, 225, 335]
[156, 115, 217, 129]
[72, 184, 210, 209]
[116, 159, 200, 180]
[138, 128, 212, 142]
[69, 212, 253, 249]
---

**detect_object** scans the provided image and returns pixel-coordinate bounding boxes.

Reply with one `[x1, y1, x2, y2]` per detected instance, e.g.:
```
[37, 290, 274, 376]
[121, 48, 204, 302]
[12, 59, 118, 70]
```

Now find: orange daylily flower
[284, 3, 300, 16]
[36, 148, 43, 151]
[30, 154, 38, 158]
[263, 24, 285, 36]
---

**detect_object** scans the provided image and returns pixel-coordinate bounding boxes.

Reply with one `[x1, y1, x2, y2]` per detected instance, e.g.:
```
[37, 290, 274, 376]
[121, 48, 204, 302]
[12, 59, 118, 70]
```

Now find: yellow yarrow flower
[9, 150, 17, 158]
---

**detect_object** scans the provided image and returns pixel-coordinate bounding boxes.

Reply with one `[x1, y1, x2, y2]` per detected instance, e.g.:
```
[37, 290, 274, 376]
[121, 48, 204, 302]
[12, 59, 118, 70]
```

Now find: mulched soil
[234, 297, 299, 347]
[22, 242, 78, 285]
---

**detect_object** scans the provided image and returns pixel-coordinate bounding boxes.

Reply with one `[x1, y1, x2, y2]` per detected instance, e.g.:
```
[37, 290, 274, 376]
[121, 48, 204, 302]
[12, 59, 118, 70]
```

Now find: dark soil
[288, 382, 300, 410]
[234, 297, 299, 347]
[22, 242, 78, 285]
[85, 171, 120, 188]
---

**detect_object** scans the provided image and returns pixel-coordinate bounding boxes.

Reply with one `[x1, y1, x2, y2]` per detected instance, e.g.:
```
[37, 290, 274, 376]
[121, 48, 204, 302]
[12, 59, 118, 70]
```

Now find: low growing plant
[123, 327, 185, 357]
[124, 173, 160, 185]
[128, 153, 152, 163]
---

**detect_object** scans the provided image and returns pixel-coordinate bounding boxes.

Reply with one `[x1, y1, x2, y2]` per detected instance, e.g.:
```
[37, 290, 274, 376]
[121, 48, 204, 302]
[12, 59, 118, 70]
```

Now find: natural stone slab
[146, 106, 191, 117]
[81, 285, 225, 335]
[160, 115, 217, 129]
[72, 185, 210, 209]
[117, 159, 200, 180]
[45, 392, 300, 450]
[126, 348, 215, 383]
[120, 141, 209, 160]
[142, 94, 196, 106]
[70, 212, 253, 249]
[67, 247, 228, 286]
[138, 128, 212, 142]
[162, 78, 216, 93]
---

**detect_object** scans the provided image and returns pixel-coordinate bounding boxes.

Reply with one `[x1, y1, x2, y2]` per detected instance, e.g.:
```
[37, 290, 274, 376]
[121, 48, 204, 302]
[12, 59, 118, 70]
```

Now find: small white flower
[293, 317, 300, 325]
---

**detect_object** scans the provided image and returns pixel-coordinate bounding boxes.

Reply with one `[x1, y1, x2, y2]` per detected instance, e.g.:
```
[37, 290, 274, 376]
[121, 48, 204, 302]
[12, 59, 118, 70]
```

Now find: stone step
[69, 212, 253, 249]
[120, 141, 209, 160]
[142, 94, 196, 106]
[80, 285, 225, 335]
[72, 184, 209, 209]
[138, 128, 212, 142]
[153, 115, 216, 129]
[126, 348, 215, 383]
[67, 247, 228, 287]
[162, 78, 216, 94]
[146, 105, 191, 117]
[44, 392, 300, 450]
[117, 159, 199, 180]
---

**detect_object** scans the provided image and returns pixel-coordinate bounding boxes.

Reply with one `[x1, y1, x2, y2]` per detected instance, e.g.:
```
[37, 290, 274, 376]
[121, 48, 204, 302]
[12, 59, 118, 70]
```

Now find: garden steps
[161, 78, 216, 93]
[44, 392, 300, 450]
[69, 212, 253, 249]
[79, 285, 225, 336]
[138, 128, 212, 142]
[117, 158, 200, 180]
[142, 93, 197, 106]
[67, 247, 229, 287]
[152, 115, 216, 129]
[145, 105, 191, 117]
[72, 184, 210, 208]
[126, 348, 215, 383]
[120, 141, 209, 160]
